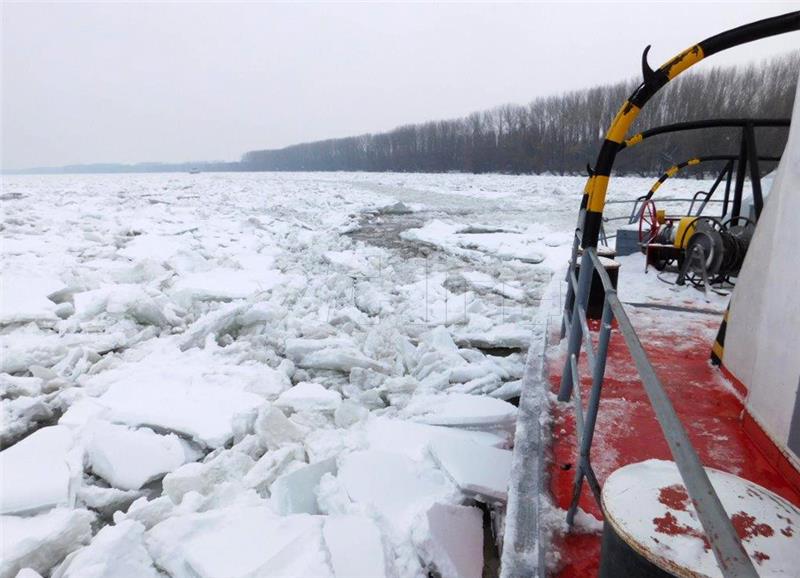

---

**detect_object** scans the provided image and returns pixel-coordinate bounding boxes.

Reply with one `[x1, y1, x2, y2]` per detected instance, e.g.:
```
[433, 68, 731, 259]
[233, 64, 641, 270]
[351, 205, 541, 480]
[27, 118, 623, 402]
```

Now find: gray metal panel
[787, 376, 800, 457]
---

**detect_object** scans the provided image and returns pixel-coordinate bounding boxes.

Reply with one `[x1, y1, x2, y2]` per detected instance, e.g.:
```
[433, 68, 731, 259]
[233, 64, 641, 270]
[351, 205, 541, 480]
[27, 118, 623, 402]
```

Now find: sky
[2, 1, 799, 170]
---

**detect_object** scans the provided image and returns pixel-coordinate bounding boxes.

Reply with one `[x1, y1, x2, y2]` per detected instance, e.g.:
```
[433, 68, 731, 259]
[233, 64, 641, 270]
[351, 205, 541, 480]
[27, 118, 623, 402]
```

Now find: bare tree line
[242, 52, 798, 176]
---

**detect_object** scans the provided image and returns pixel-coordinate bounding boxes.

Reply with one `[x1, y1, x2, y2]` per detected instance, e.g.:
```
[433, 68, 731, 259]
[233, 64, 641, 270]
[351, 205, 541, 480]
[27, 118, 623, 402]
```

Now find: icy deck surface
[0, 171, 717, 577]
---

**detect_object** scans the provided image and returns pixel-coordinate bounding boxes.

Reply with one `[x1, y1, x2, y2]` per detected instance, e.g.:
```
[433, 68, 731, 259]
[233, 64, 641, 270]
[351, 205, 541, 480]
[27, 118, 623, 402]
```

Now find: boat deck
[545, 266, 800, 577]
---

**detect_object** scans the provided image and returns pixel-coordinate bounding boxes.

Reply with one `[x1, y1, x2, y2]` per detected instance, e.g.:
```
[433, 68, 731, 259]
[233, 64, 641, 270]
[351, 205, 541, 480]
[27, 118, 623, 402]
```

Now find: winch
[637, 199, 756, 288]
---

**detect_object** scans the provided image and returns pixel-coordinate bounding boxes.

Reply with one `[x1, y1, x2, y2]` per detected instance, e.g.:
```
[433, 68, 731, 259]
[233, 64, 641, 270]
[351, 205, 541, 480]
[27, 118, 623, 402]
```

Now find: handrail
[559, 244, 759, 577]
[619, 118, 790, 151]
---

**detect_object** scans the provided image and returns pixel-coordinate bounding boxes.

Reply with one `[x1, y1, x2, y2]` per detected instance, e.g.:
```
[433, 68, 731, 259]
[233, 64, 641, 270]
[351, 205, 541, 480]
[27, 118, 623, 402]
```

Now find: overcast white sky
[2, 1, 798, 169]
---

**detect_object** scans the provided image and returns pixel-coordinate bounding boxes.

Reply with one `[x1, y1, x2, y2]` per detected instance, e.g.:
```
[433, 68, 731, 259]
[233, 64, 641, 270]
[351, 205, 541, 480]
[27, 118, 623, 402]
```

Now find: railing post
[731, 128, 748, 219]
[744, 122, 764, 219]
[566, 297, 614, 524]
[561, 208, 585, 338]
[560, 231, 581, 338]
[558, 250, 594, 401]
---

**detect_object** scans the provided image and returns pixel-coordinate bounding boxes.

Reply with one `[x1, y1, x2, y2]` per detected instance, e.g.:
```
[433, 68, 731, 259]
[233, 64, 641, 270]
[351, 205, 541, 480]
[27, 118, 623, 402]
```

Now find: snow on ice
[0, 172, 711, 577]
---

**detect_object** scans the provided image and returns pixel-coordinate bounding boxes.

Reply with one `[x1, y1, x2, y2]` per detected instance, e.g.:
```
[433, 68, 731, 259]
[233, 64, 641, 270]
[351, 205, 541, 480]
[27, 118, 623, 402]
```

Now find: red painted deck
[546, 304, 800, 577]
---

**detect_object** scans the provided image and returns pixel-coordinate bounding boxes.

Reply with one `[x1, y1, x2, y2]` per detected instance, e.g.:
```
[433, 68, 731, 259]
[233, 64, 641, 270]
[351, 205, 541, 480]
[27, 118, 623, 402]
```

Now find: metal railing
[558, 230, 758, 577]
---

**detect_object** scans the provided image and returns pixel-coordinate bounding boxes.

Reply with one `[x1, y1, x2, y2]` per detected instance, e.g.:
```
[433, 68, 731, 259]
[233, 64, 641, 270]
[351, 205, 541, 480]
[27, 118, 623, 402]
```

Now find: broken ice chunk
[413, 503, 483, 578]
[275, 382, 342, 413]
[73, 285, 169, 327]
[365, 417, 507, 461]
[284, 337, 355, 361]
[0, 426, 77, 515]
[323, 516, 387, 578]
[243, 444, 304, 496]
[403, 393, 517, 429]
[253, 405, 307, 449]
[299, 349, 391, 374]
[1, 396, 54, 447]
[0, 374, 44, 398]
[76, 485, 145, 520]
[14, 569, 44, 578]
[270, 457, 337, 515]
[146, 507, 333, 578]
[162, 451, 255, 503]
[0, 326, 67, 374]
[171, 268, 284, 303]
[86, 422, 201, 491]
[453, 323, 532, 350]
[50, 520, 160, 578]
[429, 438, 512, 503]
[96, 380, 263, 448]
[0, 275, 63, 326]
[0, 508, 95, 578]
[118, 234, 193, 262]
[339, 450, 455, 531]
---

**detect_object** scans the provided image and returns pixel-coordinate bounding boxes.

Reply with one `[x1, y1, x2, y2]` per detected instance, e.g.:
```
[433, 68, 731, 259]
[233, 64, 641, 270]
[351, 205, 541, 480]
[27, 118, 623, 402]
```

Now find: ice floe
[146, 507, 332, 578]
[323, 515, 389, 578]
[430, 438, 513, 502]
[270, 457, 338, 515]
[414, 503, 484, 578]
[339, 450, 457, 530]
[1, 508, 94, 578]
[0, 426, 78, 515]
[403, 393, 517, 429]
[51, 520, 160, 578]
[275, 382, 342, 413]
[86, 422, 202, 490]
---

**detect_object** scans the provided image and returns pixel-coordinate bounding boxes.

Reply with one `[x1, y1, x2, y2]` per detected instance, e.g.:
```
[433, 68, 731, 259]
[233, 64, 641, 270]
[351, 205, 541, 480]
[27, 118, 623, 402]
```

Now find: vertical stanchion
[558, 250, 593, 401]
[745, 122, 764, 219]
[731, 129, 748, 219]
[566, 295, 615, 524]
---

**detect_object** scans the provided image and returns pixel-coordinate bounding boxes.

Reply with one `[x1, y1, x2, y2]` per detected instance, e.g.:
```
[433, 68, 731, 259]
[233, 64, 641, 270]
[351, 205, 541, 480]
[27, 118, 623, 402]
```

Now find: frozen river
[0, 171, 713, 578]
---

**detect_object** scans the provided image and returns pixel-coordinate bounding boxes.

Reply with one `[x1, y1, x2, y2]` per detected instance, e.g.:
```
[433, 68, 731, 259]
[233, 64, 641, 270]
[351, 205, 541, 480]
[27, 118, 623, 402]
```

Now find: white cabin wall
[723, 73, 800, 462]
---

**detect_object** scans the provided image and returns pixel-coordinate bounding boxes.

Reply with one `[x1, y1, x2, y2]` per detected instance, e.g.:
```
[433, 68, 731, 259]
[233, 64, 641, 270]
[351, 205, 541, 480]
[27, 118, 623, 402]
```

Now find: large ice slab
[0, 426, 76, 515]
[0, 326, 67, 374]
[454, 323, 531, 350]
[323, 516, 387, 578]
[299, 349, 391, 374]
[275, 382, 342, 413]
[270, 457, 337, 515]
[1, 508, 94, 578]
[430, 438, 512, 502]
[339, 450, 455, 530]
[146, 507, 333, 578]
[72, 284, 170, 327]
[51, 520, 160, 578]
[171, 268, 285, 302]
[414, 503, 483, 578]
[0, 275, 62, 325]
[365, 417, 507, 461]
[86, 422, 201, 490]
[118, 234, 194, 262]
[97, 379, 263, 448]
[403, 393, 517, 429]
[253, 405, 307, 450]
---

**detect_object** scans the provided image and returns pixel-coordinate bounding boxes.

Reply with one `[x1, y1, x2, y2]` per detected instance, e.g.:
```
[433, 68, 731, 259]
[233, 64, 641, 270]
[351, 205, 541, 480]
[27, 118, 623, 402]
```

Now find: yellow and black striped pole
[647, 158, 701, 198]
[642, 155, 780, 203]
[581, 11, 800, 249]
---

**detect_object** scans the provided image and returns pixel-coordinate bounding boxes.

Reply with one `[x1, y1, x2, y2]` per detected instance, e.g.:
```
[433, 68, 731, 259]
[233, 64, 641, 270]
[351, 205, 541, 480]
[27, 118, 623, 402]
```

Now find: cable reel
[678, 217, 754, 288]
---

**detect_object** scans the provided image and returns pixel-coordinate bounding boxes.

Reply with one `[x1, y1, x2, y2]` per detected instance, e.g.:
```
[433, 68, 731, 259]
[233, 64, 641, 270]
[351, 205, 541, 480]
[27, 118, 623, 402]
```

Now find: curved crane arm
[581, 11, 800, 249]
